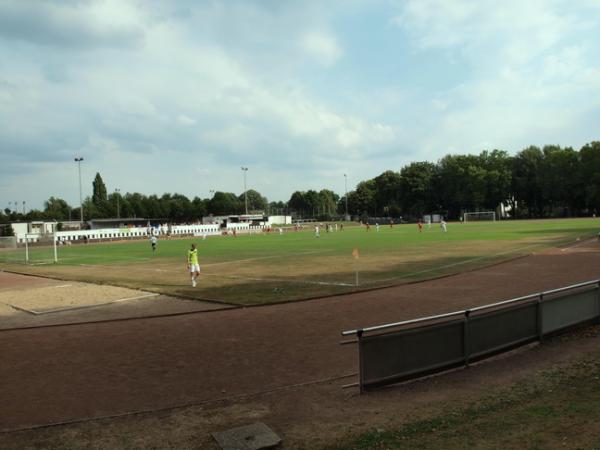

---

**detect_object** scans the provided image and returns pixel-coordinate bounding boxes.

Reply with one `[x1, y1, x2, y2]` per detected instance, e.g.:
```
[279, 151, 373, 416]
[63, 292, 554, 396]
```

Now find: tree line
[1, 141, 599, 227]
[289, 141, 600, 220]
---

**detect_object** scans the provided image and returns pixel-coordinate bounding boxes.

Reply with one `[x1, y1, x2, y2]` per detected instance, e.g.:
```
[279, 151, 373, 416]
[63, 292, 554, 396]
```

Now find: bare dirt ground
[0, 271, 230, 329]
[1, 240, 600, 448]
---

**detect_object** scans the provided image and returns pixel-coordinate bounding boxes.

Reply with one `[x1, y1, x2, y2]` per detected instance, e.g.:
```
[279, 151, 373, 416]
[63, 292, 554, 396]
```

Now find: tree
[400, 162, 438, 218]
[288, 191, 309, 216]
[538, 146, 582, 216]
[437, 154, 486, 218]
[268, 201, 287, 215]
[191, 196, 208, 219]
[208, 192, 242, 215]
[44, 197, 71, 221]
[239, 189, 268, 212]
[318, 189, 339, 217]
[580, 141, 600, 213]
[371, 170, 402, 216]
[81, 197, 101, 220]
[168, 193, 194, 221]
[347, 180, 376, 216]
[125, 192, 147, 218]
[0, 224, 14, 236]
[512, 146, 544, 217]
[304, 190, 321, 217]
[478, 150, 513, 212]
[92, 173, 108, 206]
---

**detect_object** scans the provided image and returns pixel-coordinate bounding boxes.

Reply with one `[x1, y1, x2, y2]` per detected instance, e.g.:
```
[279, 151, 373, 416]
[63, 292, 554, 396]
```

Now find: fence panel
[345, 279, 600, 393]
[361, 320, 464, 390]
[542, 288, 599, 335]
[468, 302, 538, 359]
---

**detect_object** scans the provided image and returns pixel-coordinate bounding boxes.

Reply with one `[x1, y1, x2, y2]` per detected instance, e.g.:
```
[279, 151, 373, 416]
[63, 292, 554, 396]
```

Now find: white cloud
[300, 31, 343, 67]
[0, 0, 147, 48]
[177, 114, 196, 126]
[1, 0, 598, 209]
[393, 0, 585, 67]
[388, 0, 600, 156]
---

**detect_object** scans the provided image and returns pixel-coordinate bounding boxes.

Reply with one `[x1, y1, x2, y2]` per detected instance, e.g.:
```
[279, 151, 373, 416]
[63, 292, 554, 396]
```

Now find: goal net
[463, 211, 496, 222]
[0, 236, 24, 264]
[24, 233, 58, 264]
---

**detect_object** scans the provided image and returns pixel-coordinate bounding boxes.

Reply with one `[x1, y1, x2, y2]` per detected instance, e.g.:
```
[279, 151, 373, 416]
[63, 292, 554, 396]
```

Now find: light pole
[74, 157, 84, 223]
[241, 167, 248, 215]
[115, 188, 121, 219]
[344, 173, 349, 220]
[22, 201, 25, 215]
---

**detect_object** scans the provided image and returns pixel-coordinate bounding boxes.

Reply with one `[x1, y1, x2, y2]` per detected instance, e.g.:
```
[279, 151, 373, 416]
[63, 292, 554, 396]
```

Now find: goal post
[25, 232, 58, 264]
[463, 211, 496, 223]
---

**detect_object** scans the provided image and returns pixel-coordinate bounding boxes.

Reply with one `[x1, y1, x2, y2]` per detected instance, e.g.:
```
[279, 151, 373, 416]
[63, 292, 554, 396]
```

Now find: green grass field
[1, 218, 598, 305]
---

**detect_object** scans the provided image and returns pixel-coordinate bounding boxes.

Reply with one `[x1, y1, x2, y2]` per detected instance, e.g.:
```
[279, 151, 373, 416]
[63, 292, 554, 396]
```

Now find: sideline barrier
[16, 224, 271, 246]
[341, 280, 600, 392]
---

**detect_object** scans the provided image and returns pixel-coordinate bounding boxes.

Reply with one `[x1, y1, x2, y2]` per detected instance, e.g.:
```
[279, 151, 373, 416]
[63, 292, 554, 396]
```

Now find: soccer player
[187, 243, 200, 287]
[150, 235, 157, 253]
[418, 220, 423, 232]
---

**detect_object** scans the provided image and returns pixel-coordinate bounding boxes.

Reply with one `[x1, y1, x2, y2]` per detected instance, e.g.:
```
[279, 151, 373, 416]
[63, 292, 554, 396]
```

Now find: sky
[1, 0, 599, 211]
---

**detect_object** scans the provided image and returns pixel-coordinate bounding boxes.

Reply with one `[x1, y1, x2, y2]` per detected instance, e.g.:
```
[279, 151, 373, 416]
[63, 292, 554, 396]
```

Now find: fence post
[463, 310, 471, 367]
[537, 293, 544, 342]
[357, 329, 364, 394]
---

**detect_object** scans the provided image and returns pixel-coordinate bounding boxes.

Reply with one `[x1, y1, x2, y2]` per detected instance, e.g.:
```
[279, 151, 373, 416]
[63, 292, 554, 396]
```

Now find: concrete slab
[211, 422, 281, 450]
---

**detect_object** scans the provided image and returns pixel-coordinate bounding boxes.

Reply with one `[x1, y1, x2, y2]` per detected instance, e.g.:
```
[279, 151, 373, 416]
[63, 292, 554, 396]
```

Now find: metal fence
[341, 279, 600, 392]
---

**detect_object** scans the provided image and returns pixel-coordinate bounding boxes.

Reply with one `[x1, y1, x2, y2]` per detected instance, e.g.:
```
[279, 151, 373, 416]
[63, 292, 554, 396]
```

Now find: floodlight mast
[74, 157, 84, 223]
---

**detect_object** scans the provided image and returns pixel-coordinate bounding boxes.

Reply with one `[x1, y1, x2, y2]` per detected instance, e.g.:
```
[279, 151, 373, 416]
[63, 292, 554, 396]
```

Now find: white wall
[15, 222, 270, 243]
[266, 215, 292, 225]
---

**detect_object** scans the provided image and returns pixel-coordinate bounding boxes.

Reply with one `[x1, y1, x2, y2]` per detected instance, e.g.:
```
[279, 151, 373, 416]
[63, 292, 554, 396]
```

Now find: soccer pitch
[1, 219, 598, 305]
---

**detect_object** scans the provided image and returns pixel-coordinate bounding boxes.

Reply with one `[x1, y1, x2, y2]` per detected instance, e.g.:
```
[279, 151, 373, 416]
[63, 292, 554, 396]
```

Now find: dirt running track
[1, 242, 600, 431]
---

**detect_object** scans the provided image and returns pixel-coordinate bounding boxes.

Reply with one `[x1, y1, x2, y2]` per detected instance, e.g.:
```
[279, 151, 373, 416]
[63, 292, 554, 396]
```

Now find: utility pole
[74, 157, 84, 223]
